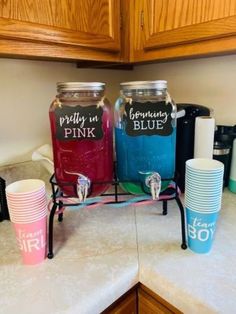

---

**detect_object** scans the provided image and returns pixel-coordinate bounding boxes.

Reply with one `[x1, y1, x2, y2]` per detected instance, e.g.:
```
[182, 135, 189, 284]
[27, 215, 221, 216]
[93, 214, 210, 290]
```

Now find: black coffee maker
[176, 104, 211, 192]
[214, 125, 236, 187]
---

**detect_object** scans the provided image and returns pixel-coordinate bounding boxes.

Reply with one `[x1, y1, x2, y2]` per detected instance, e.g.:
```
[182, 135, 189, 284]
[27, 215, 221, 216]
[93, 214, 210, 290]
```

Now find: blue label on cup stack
[185, 158, 224, 254]
[186, 208, 219, 253]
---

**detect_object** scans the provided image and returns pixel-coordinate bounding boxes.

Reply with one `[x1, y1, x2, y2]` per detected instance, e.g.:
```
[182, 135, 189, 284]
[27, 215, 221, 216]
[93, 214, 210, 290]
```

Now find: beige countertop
[137, 190, 236, 314]
[0, 163, 236, 313]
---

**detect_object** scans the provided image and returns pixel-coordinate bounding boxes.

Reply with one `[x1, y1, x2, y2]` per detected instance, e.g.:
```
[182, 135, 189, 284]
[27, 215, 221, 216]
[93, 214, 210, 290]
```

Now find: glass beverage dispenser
[114, 81, 176, 199]
[49, 82, 113, 201]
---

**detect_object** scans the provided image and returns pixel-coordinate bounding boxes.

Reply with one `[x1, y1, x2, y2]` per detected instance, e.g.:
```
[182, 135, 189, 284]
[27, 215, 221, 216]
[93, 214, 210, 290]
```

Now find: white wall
[133, 55, 236, 125]
[0, 58, 132, 166]
[1, 54, 236, 166]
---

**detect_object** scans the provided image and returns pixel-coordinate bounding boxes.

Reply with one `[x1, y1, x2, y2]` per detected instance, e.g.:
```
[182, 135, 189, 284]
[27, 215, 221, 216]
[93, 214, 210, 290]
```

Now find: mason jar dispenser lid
[120, 80, 167, 90]
[57, 82, 105, 92]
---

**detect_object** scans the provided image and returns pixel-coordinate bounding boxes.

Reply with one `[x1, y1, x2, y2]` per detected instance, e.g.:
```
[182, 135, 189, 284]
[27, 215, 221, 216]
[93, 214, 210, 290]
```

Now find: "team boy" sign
[124, 101, 173, 136]
[55, 105, 103, 140]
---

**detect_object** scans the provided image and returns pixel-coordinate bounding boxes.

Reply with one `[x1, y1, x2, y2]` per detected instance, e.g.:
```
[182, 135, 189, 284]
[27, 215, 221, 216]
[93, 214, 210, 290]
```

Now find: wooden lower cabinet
[103, 284, 182, 314]
[138, 284, 183, 314]
[102, 286, 137, 314]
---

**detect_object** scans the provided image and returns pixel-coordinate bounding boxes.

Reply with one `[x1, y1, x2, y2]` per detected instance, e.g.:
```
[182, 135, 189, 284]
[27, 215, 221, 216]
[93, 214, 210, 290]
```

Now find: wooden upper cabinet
[0, 0, 121, 61]
[131, 0, 236, 62]
[145, 0, 236, 49]
[1, 0, 236, 63]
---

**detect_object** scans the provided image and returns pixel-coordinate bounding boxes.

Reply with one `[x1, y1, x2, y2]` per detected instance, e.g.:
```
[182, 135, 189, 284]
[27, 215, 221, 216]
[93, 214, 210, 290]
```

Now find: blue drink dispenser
[114, 81, 176, 199]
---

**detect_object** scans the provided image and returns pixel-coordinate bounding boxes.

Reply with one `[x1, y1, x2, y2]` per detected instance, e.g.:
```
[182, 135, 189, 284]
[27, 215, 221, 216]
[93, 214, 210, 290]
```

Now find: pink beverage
[49, 82, 113, 197]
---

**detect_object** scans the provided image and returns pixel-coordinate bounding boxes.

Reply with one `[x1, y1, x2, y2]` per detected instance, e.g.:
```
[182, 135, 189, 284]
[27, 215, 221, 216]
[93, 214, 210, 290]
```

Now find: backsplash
[1, 54, 236, 167]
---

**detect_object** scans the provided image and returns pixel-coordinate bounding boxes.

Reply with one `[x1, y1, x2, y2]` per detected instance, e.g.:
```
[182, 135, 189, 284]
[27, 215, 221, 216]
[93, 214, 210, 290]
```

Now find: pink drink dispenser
[49, 82, 113, 200]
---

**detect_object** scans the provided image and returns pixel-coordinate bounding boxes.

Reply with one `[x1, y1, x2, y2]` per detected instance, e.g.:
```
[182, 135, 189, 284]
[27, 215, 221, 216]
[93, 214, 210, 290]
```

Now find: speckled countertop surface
[0, 162, 236, 314]
[137, 190, 236, 314]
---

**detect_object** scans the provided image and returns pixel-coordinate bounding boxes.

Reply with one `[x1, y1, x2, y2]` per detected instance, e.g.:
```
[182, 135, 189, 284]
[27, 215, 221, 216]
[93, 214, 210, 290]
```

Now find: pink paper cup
[6, 179, 45, 198]
[10, 212, 47, 224]
[7, 195, 47, 206]
[8, 199, 47, 211]
[10, 211, 47, 223]
[6, 190, 46, 201]
[9, 207, 47, 217]
[9, 204, 47, 220]
[12, 216, 47, 265]
[8, 202, 47, 220]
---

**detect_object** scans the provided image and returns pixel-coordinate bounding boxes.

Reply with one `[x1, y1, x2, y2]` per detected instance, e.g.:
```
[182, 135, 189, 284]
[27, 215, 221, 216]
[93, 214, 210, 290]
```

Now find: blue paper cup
[186, 207, 220, 254]
[185, 201, 220, 213]
[186, 167, 223, 176]
[185, 193, 222, 205]
[186, 171, 223, 179]
[186, 159, 224, 172]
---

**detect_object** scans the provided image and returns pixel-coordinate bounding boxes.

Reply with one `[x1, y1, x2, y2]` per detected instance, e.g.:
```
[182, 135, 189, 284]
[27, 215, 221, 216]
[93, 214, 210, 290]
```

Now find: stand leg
[175, 197, 187, 250]
[114, 183, 118, 203]
[58, 201, 64, 222]
[47, 203, 57, 259]
[58, 213, 63, 222]
[113, 161, 118, 203]
[162, 200, 168, 215]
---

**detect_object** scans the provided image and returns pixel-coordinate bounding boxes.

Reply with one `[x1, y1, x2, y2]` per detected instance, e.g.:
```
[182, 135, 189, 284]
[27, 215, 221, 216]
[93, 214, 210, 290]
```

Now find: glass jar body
[114, 86, 176, 194]
[49, 88, 113, 197]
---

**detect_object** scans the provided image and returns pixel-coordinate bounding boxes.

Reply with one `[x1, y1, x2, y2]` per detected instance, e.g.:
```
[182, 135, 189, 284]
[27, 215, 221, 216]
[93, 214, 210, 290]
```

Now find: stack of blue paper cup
[185, 158, 224, 254]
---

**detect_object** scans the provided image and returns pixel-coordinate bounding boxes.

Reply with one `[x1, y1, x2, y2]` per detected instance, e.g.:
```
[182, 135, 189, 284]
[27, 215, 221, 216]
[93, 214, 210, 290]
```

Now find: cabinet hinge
[140, 10, 144, 29]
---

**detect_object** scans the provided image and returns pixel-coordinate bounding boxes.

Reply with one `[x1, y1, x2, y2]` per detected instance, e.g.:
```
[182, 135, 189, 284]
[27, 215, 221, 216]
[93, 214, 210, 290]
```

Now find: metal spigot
[76, 174, 91, 202]
[145, 172, 161, 200]
[64, 171, 91, 202]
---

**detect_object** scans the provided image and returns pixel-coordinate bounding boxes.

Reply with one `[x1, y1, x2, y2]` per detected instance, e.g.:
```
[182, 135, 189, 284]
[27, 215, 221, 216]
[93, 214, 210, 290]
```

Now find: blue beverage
[114, 81, 176, 195]
[115, 127, 176, 194]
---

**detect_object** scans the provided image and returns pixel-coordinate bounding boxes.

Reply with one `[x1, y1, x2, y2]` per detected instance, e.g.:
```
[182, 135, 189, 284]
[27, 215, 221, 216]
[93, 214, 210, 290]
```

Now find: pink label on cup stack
[6, 179, 48, 265]
[13, 217, 47, 265]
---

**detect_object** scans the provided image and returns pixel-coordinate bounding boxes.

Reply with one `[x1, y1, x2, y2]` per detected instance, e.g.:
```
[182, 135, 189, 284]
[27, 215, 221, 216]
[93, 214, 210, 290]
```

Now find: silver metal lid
[57, 82, 105, 92]
[120, 80, 167, 90]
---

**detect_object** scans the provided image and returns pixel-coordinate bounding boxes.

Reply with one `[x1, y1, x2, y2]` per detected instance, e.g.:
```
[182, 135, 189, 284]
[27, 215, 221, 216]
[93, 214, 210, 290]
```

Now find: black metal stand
[47, 170, 187, 259]
[0, 177, 10, 222]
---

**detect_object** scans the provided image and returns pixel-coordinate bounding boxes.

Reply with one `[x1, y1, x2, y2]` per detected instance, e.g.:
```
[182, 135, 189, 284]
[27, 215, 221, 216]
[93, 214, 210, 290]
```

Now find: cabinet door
[102, 288, 137, 314]
[138, 285, 182, 314]
[132, 0, 236, 62]
[0, 0, 120, 52]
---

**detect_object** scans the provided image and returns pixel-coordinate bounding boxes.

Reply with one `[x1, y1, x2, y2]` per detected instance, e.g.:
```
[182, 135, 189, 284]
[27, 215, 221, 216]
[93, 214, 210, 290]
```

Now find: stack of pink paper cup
[6, 179, 47, 265]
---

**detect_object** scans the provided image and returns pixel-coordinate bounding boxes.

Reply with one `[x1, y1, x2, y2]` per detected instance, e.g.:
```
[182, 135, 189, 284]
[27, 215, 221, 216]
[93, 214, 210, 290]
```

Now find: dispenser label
[124, 101, 173, 136]
[55, 105, 104, 140]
